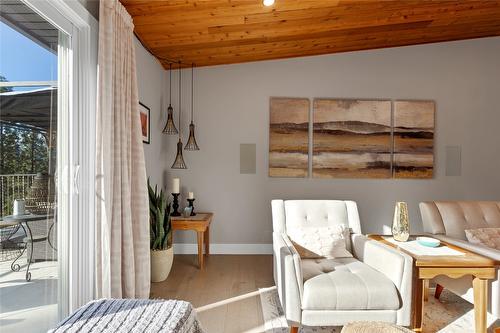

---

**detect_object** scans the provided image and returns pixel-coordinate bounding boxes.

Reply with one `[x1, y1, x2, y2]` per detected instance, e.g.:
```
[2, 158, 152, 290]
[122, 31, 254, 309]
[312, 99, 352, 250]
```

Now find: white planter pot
[150, 247, 174, 282]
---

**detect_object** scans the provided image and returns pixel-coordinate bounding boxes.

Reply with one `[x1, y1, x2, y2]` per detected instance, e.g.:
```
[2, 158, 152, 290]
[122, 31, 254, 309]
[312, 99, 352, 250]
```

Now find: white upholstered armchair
[272, 200, 413, 331]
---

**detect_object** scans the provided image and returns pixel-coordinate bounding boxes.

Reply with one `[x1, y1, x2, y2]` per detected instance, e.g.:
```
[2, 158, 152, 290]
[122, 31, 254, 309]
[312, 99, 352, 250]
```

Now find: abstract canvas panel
[269, 98, 309, 177]
[393, 101, 435, 178]
[313, 99, 392, 178]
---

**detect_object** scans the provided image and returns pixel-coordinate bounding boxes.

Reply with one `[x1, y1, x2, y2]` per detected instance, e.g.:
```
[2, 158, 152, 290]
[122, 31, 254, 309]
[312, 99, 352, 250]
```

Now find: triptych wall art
[269, 98, 310, 177]
[269, 97, 435, 179]
[313, 99, 392, 179]
[393, 100, 435, 178]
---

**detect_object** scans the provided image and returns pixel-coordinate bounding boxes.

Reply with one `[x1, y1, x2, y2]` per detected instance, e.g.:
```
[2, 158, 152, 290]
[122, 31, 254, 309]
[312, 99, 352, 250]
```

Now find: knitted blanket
[49, 299, 204, 333]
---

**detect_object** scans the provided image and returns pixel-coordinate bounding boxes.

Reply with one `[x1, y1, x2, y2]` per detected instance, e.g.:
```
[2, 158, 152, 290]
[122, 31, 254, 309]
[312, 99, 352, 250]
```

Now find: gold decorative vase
[392, 202, 410, 242]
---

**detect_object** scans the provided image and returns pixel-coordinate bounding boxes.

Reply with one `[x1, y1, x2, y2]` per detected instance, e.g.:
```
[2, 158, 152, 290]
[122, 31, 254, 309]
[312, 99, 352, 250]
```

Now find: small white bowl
[417, 237, 440, 248]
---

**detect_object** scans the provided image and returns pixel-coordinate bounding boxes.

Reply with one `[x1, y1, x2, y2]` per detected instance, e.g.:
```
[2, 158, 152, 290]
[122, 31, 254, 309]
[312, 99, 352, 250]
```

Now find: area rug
[259, 286, 499, 333]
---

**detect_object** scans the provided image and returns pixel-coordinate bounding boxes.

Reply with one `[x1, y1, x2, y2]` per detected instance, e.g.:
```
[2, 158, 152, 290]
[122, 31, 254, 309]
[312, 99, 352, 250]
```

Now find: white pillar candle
[188, 192, 194, 199]
[172, 178, 180, 193]
[13, 199, 26, 216]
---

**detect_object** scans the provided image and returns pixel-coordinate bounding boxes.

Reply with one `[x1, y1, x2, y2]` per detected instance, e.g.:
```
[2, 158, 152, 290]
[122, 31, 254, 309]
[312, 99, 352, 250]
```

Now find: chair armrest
[429, 234, 500, 263]
[351, 234, 413, 326]
[273, 232, 302, 325]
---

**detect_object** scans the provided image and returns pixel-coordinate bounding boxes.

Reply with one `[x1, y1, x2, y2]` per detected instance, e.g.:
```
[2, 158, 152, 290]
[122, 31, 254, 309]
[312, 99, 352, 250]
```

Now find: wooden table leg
[423, 279, 429, 302]
[412, 276, 425, 332]
[473, 277, 488, 333]
[204, 226, 210, 255]
[197, 231, 204, 269]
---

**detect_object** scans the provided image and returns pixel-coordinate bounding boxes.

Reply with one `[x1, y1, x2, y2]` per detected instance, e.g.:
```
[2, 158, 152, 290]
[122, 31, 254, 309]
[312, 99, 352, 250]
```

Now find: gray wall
[77, 0, 99, 19]
[135, 37, 500, 247]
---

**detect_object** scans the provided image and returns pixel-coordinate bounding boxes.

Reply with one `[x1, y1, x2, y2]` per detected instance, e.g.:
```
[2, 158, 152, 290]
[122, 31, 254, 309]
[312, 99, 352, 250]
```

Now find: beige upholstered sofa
[272, 200, 413, 331]
[420, 201, 500, 318]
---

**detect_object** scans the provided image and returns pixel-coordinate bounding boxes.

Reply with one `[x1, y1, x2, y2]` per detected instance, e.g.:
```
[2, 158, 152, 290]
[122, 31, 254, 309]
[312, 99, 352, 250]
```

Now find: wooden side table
[171, 213, 213, 269]
[368, 235, 497, 333]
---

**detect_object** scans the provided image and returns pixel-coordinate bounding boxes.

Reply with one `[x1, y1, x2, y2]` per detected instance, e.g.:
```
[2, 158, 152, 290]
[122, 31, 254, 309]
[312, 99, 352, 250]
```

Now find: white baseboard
[173, 243, 273, 255]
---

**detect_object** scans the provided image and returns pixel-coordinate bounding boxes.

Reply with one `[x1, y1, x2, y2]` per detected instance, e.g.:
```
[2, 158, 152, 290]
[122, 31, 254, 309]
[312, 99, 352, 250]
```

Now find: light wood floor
[150, 255, 496, 333]
[150, 255, 274, 333]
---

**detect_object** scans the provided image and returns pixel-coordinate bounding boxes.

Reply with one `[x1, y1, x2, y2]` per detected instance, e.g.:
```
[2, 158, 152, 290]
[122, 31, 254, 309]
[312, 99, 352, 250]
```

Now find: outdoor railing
[0, 174, 36, 218]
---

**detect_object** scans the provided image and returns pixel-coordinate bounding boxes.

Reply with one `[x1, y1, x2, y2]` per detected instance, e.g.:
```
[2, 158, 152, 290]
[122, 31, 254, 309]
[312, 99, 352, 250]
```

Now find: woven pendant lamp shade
[184, 122, 199, 150]
[172, 139, 187, 169]
[163, 104, 178, 135]
[184, 64, 200, 151]
[172, 61, 187, 169]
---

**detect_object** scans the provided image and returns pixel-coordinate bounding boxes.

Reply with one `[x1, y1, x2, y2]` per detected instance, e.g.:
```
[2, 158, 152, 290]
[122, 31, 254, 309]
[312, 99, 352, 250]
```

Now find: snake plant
[148, 179, 172, 251]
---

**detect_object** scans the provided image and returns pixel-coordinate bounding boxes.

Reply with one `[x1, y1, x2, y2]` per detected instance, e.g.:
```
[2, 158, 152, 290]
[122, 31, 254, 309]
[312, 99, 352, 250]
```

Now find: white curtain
[95, 0, 150, 299]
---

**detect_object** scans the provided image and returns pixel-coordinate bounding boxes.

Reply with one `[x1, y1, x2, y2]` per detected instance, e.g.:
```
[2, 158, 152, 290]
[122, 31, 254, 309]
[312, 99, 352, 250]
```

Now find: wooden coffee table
[171, 213, 213, 269]
[368, 235, 497, 333]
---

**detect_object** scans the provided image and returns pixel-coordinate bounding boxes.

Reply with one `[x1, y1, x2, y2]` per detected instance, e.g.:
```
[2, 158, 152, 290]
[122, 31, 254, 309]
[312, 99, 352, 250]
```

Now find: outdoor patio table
[1, 213, 54, 281]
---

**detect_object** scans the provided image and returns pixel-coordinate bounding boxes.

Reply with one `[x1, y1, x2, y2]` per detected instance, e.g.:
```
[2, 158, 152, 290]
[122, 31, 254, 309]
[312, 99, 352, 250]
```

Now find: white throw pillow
[287, 224, 353, 259]
[465, 228, 500, 251]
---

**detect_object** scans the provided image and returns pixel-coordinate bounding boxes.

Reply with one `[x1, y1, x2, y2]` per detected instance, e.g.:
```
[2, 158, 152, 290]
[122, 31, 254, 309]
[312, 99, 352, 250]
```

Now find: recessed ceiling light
[263, 0, 275, 7]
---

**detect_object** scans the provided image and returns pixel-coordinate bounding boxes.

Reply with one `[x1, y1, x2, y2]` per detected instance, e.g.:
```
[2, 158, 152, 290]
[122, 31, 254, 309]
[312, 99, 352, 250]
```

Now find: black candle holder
[187, 198, 196, 216]
[171, 193, 181, 216]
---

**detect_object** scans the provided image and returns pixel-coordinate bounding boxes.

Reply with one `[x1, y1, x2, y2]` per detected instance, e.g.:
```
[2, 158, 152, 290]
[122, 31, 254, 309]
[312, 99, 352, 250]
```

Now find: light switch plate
[240, 144, 256, 174]
[445, 146, 461, 176]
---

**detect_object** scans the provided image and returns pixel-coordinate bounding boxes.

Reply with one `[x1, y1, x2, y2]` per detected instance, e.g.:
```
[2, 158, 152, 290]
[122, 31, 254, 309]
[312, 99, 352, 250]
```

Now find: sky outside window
[0, 21, 57, 91]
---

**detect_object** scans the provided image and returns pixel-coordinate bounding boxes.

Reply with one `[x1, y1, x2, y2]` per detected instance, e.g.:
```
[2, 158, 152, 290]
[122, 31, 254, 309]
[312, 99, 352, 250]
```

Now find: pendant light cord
[169, 63, 172, 105]
[191, 63, 194, 123]
[178, 61, 182, 139]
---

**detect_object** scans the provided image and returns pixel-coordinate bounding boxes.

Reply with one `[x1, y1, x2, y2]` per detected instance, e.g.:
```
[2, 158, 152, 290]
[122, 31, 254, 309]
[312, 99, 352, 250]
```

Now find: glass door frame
[21, 0, 98, 319]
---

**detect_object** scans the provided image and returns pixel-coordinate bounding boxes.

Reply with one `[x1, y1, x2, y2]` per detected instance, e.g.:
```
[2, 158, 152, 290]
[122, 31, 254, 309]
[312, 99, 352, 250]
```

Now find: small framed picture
[139, 102, 150, 144]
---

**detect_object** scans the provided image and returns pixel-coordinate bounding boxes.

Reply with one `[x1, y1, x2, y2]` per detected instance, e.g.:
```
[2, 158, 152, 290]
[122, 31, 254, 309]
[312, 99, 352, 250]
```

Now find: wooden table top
[171, 212, 213, 221]
[171, 213, 213, 231]
[368, 235, 497, 268]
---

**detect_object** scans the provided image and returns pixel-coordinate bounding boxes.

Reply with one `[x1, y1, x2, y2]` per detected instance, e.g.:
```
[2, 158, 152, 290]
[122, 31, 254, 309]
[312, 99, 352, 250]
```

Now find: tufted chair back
[271, 200, 362, 235]
[420, 201, 500, 240]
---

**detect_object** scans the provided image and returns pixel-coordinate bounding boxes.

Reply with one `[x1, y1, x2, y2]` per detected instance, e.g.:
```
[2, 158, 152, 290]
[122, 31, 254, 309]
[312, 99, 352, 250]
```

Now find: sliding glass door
[0, 1, 89, 332]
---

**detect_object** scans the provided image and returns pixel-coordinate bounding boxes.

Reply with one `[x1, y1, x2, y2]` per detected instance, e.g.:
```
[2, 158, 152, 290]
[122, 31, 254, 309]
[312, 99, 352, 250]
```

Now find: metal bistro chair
[26, 213, 57, 263]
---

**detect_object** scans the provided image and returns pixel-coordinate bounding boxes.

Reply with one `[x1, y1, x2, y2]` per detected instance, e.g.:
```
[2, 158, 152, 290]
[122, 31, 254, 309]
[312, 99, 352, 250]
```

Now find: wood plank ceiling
[120, 0, 500, 68]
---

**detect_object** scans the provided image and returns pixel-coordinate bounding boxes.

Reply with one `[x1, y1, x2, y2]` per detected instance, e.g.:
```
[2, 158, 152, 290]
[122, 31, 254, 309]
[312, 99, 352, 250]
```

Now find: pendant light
[171, 61, 187, 169]
[162, 62, 178, 135]
[184, 63, 200, 151]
